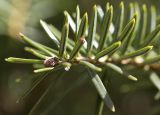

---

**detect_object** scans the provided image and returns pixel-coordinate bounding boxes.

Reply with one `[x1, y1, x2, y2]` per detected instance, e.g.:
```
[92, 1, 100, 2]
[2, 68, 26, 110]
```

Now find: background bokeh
[0, 0, 160, 115]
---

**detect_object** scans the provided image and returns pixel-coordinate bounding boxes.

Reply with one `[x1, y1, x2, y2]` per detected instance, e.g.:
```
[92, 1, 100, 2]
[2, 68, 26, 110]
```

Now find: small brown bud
[79, 37, 86, 44]
[43, 57, 59, 67]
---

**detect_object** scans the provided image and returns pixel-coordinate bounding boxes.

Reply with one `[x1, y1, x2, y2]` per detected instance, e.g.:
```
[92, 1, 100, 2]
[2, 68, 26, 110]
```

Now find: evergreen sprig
[5, 2, 160, 114]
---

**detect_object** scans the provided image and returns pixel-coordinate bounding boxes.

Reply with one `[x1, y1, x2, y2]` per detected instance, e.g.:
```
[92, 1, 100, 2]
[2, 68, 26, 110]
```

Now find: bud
[43, 57, 59, 67]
